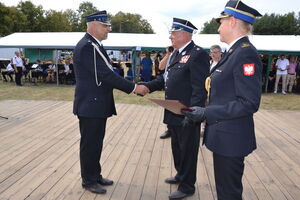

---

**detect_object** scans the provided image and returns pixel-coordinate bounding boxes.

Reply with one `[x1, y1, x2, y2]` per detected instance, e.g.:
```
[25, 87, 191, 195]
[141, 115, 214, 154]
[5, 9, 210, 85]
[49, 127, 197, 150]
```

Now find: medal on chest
[179, 55, 190, 63]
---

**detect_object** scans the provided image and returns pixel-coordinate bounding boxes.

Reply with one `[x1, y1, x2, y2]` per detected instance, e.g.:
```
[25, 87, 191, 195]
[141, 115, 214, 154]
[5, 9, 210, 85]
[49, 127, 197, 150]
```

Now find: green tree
[64, 9, 80, 32]
[253, 12, 299, 35]
[43, 10, 74, 32]
[0, 3, 27, 36]
[111, 11, 154, 33]
[200, 18, 219, 34]
[17, 1, 44, 32]
[77, 1, 98, 31]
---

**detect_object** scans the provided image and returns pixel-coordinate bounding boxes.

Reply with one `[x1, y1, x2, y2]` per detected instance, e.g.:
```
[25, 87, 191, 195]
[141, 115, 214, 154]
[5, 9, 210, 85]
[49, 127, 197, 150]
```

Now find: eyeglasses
[210, 51, 221, 54]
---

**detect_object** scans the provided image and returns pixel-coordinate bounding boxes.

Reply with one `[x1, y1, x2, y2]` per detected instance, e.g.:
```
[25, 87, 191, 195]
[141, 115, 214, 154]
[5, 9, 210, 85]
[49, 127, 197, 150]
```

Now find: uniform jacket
[204, 36, 262, 157]
[73, 33, 135, 118]
[145, 41, 210, 125]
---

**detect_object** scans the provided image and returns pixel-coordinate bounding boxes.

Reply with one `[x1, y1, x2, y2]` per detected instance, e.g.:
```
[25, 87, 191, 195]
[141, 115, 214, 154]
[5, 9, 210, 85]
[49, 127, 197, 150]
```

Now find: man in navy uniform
[73, 11, 148, 194]
[182, 1, 263, 199]
[141, 18, 210, 199]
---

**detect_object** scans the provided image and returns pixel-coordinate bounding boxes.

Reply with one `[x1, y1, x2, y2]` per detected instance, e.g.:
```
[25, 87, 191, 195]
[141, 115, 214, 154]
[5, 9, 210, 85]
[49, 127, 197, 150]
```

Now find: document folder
[148, 98, 192, 115]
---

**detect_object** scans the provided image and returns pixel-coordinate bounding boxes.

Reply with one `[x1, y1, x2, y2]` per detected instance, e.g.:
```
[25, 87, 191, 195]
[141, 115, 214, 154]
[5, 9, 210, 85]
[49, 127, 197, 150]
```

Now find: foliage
[200, 18, 219, 34]
[201, 12, 300, 35]
[111, 12, 154, 33]
[0, 1, 154, 36]
[17, 1, 44, 32]
[77, 1, 98, 31]
[254, 12, 299, 35]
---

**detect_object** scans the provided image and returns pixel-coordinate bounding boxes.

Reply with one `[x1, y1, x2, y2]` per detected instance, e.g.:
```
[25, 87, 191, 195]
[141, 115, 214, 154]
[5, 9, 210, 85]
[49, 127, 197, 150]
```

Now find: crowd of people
[264, 54, 300, 94]
[0, 51, 75, 86]
[1, 48, 299, 94]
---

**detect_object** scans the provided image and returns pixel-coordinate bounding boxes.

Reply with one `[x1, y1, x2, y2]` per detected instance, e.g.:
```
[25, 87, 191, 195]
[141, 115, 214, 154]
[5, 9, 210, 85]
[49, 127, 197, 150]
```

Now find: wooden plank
[197, 145, 215, 200]
[0, 100, 299, 200]
[123, 107, 160, 200]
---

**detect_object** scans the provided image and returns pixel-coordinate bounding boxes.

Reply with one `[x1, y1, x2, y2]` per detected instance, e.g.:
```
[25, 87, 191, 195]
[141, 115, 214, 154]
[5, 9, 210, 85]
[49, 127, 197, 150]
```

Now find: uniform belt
[288, 73, 296, 75]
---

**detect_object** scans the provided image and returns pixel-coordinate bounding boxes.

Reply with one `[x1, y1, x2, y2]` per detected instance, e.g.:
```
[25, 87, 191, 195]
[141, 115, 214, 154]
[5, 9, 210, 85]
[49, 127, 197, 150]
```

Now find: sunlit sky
[1, 0, 300, 34]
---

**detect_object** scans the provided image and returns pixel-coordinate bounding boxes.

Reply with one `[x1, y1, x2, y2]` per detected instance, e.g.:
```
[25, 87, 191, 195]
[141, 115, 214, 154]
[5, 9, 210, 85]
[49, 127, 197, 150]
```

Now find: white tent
[0, 32, 299, 53]
[0, 32, 299, 90]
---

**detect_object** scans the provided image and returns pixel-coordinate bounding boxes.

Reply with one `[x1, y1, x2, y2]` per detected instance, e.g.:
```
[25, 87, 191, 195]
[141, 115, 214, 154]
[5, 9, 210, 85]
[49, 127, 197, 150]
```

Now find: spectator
[209, 45, 222, 70]
[12, 51, 24, 86]
[154, 52, 163, 76]
[47, 61, 56, 83]
[286, 56, 297, 93]
[31, 60, 43, 85]
[134, 51, 142, 81]
[268, 65, 277, 92]
[1, 59, 14, 82]
[140, 52, 153, 82]
[274, 55, 289, 94]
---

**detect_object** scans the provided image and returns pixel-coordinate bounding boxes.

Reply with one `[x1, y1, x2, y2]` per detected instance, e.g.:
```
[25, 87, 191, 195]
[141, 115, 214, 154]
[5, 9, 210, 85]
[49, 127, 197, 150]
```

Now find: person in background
[140, 52, 153, 82]
[182, 1, 263, 199]
[47, 61, 56, 83]
[274, 54, 289, 94]
[286, 56, 297, 93]
[1, 59, 14, 82]
[154, 51, 163, 77]
[31, 59, 43, 85]
[209, 44, 222, 70]
[12, 51, 24, 86]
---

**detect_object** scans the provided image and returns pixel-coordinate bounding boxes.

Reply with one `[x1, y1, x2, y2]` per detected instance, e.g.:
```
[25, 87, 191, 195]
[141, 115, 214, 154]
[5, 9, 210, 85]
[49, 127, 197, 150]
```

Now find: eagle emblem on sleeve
[243, 64, 255, 76]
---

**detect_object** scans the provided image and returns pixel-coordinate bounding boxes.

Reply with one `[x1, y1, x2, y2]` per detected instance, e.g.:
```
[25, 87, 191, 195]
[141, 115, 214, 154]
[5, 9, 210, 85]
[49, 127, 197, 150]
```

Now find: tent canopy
[0, 32, 299, 54]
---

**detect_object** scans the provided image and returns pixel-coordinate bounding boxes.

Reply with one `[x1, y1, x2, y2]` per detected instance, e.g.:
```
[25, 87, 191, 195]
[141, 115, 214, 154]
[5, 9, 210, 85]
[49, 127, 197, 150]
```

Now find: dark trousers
[213, 153, 245, 200]
[15, 67, 23, 85]
[169, 124, 200, 194]
[78, 116, 107, 185]
[2, 71, 14, 81]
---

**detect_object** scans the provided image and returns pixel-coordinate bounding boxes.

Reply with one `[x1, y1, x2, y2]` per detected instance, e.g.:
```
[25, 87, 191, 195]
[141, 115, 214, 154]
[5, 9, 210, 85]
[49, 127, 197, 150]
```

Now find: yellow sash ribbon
[205, 76, 211, 99]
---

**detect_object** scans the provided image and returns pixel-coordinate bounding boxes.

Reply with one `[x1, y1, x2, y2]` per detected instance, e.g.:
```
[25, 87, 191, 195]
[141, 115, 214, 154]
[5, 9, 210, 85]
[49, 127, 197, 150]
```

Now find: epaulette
[241, 43, 251, 48]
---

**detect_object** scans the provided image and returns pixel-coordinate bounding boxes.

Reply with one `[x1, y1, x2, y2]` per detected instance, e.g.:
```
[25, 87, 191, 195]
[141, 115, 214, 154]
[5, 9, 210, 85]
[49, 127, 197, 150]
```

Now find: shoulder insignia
[241, 43, 250, 48]
[243, 64, 255, 76]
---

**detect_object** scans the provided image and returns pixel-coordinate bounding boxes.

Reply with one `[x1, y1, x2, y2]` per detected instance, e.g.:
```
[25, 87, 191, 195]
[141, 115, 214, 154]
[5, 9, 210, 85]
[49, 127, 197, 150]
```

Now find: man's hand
[181, 106, 206, 122]
[134, 84, 149, 96]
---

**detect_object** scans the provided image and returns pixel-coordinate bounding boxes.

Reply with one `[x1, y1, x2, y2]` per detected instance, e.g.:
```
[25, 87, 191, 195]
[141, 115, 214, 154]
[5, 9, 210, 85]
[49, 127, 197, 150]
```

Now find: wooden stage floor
[0, 100, 299, 200]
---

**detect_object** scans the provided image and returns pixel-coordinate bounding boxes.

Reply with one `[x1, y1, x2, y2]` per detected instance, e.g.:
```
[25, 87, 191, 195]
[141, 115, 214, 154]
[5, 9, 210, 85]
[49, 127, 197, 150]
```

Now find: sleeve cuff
[131, 84, 137, 93]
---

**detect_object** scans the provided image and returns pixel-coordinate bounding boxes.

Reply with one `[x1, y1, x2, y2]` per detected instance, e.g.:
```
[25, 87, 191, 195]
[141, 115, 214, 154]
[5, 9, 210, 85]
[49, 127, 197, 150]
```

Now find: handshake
[133, 83, 150, 96]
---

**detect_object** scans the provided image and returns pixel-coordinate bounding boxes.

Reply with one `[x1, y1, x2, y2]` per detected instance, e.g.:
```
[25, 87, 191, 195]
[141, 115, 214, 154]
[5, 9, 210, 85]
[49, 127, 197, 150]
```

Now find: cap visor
[216, 15, 230, 24]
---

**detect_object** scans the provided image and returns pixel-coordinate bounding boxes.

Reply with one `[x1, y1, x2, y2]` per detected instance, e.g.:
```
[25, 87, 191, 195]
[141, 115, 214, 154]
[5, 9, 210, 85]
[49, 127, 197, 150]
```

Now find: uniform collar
[178, 40, 192, 53]
[227, 35, 247, 50]
[87, 33, 103, 46]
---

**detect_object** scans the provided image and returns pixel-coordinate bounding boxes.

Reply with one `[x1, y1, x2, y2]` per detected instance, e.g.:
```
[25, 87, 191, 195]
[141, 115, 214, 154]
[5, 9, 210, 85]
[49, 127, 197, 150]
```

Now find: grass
[0, 81, 299, 110]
